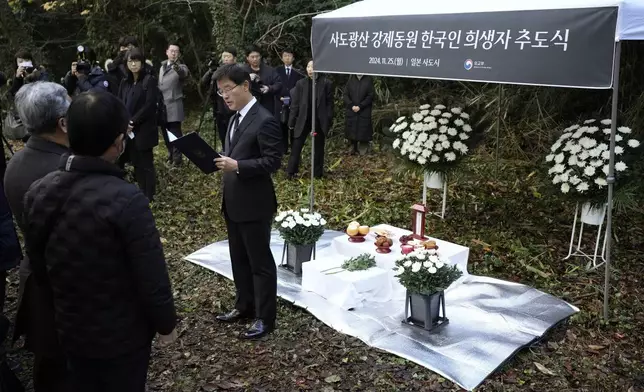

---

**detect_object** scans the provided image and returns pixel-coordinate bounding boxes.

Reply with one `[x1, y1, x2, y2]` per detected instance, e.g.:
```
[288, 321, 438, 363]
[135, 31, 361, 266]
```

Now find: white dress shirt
[230, 97, 257, 142]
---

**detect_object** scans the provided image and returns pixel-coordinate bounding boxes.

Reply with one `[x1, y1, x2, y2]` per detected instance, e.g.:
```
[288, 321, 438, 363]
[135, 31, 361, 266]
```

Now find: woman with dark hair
[287, 60, 333, 179]
[117, 48, 159, 201]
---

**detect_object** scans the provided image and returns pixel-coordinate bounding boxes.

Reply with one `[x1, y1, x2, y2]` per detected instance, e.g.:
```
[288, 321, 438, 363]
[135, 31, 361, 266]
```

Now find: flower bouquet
[394, 248, 462, 331]
[275, 208, 327, 275]
[390, 103, 475, 181]
[545, 119, 641, 206]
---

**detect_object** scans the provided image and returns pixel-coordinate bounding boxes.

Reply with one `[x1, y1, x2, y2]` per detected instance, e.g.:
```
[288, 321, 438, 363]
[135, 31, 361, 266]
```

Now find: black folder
[169, 131, 222, 174]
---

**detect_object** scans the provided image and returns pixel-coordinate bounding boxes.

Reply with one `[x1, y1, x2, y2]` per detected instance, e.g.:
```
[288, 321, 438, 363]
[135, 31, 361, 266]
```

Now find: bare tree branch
[240, 0, 254, 45]
[255, 11, 323, 44]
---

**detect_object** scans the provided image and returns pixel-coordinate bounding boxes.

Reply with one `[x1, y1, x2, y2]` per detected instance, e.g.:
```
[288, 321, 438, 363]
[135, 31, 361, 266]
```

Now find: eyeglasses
[127, 60, 141, 65]
[217, 84, 239, 97]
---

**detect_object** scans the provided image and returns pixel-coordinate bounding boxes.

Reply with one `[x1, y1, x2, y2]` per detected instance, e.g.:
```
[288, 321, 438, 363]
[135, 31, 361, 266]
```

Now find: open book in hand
[167, 130, 222, 174]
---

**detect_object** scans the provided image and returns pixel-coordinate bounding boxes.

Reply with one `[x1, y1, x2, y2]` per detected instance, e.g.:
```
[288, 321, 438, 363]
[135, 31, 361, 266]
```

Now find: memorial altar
[185, 223, 578, 391]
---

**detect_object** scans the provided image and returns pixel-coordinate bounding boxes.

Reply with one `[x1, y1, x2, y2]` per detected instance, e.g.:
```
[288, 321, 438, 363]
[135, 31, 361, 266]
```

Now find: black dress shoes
[240, 319, 274, 340]
[215, 309, 252, 323]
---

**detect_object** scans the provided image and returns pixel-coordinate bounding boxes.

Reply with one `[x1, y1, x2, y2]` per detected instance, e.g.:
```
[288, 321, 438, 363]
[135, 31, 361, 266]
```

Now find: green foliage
[341, 253, 376, 272]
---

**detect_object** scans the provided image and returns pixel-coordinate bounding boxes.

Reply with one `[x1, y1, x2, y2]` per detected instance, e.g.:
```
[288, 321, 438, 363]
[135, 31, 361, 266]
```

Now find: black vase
[403, 290, 448, 331]
[284, 243, 314, 276]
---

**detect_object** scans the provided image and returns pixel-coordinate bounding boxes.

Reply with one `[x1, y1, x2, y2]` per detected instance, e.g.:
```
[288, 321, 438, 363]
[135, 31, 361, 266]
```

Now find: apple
[358, 225, 370, 235]
[346, 226, 359, 236]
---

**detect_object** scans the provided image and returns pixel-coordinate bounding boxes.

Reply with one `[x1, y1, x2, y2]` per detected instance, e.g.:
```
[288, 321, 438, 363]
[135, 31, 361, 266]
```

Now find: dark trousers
[0, 271, 6, 313]
[224, 212, 276, 326]
[161, 121, 183, 165]
[287, 123, 325, 178]
[119, 145, 156, 202]
[216, 112, 233, 152]
[33, 354, 70, 392]
[280, 106, 291, 153]
[67, 344, 151, 392]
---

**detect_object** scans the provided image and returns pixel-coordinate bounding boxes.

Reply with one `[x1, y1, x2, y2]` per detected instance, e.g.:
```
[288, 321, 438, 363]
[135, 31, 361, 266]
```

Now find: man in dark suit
[213, 64, 283, 339]
[4, 81, 71, 391]
[275, 49, 304, 154]
[242, 45, 282, 119]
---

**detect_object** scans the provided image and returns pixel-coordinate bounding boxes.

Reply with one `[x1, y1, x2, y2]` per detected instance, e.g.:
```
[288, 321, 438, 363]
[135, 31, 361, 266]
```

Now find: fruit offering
[375, 236, 393, 248]
[423, 240, 439, 250]
[347, 221, 369, 242]
[399, 234, 414, 244]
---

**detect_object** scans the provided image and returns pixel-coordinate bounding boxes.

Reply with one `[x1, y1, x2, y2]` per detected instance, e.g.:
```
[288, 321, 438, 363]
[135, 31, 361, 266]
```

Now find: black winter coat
[23, 154, 176, 358]
[0, 179, 20, 272]
[118, 73, 159, 151]
[343, 75, 374, 142]
[241, 64, 282, 117]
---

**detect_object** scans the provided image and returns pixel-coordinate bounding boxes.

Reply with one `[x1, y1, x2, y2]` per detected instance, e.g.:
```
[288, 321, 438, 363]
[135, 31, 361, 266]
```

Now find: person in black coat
[117, 48, 159, 202]
[212, 64, 283, 339]
[0, 167, 21, 313]
[241, 45, 282, 118]
[343, 74, 374, 155]
[287, 60, 333, 179]
[4, 81, 71, 392]
[23, 91, 177, 392]
[275, 49, 304, 153]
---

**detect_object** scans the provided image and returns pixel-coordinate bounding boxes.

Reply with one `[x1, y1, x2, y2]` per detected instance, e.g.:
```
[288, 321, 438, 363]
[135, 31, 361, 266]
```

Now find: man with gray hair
[3, 81, 71, 391]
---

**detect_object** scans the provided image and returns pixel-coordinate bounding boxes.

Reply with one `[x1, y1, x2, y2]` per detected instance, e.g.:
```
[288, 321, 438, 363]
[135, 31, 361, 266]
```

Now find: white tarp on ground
[315, 0, 644, 41]
[185, 228, 579, 391]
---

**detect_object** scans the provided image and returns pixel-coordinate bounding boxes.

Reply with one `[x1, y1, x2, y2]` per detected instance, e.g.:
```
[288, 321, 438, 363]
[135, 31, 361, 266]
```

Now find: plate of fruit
[374, 235, 393, 253]
[399, 234, 414, 245]
[346, 221, 370, 243]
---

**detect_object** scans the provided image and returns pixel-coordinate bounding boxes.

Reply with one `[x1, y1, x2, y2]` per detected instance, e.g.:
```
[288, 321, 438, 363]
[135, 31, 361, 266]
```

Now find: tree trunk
[209, 0, 242, 57]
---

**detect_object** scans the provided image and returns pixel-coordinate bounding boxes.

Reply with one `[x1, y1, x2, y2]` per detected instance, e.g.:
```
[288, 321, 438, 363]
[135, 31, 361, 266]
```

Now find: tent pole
[603, 41, 621, 321]
[309, 72, 317, 211]
[495, 85, 502, 177]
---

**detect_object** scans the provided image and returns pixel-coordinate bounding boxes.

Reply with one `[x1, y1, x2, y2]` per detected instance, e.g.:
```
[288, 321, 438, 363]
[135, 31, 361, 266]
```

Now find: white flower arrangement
[393, 249, 462, 295]
[545, 119, 640, 201]
[275, 208, 327, 246]
[390, 104, 473, 173]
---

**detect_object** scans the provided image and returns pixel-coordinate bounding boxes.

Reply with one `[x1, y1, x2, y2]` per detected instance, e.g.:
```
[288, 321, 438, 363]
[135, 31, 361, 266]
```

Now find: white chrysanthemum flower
[603, 128, 611, 135]
[447, 128, 458, 136]
[458, 144, 469, 154]
[427, 266, 437, 274]
[403, 260, 412, 267]
[584, 119, 596, 124]
[572, 130, 584, 139]
[417, 156, 427, 165]
[587, 126, 599, 134]
[395, 266, 405, 275]
[429, 134, 439, 141]
[601, 119, 611, 125]
[398, 122, 408, 131]
[412, 113, 424, 122]
[454, 119, 465, 127]
[546, 154, 554, 162]
[462, 124, 473, 132]
[420, 110, 429, 116]
[451, 107, 462, 114]
[578, 151, 589, 160]
[430, 109, 441, 116]
[568, 155, 578, 166]
[614, 134, 623, 142]
[628, 139, 640, 148]
[577, 182, 589, 192]
[584, 166, 596, 177]
[551, 142, 562, 152]
[396, 116, 405, 123]
[389, 123, 396, 131]
[402, 131, 410, 139]
[561, 183, 570, 193]
[438, 134, 448, 142]
[459, 133, 470, 140]
[418, 133, 428, 142]
[435, 261, 444, 269]
[554, 164, 565, 173]
[409, 154, 417, 161]
[591, 159, 603, 167]
[430, 155, 440, 162]
[435, 104, 446, 110]
[419, 104, 430, 110]
[439, 118, 449, 125]
[552, 175, 561, 184]
[569, 144, 582, 155]
[560, 172, 569, 182]
[615, 161, 627, 171]
[400, 147, 407, 155]
[428, 122, 438, 130]
[439, 126, 448, 134]
[569, 175, 581, 185]
[434, 144, 444, 151]
[588, 148, 601, 158]
[392, 139, 401, 149]
[445, 152, 457, 161]
[595, 178, 608, 187]
[421, 149, 432, 158]
[554, 153, 565, 163]
[615, 146, 624, 155]
[460, 112, 470, 119]
[579, 137, 597, 149]
[602, 165, 609, 175]
[441, 112, 453, 118]
[442, 140, 450, 149]
[423, 116, 432, 123]
[618, 126, 632, 134]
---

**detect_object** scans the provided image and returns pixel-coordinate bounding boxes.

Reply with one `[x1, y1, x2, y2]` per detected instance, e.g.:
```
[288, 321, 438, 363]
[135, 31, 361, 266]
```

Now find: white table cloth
[301, 256, 392, 310]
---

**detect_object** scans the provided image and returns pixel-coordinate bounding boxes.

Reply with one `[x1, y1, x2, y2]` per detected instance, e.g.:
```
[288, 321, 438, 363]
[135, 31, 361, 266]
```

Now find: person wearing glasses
[212, 64, 283, 340]
[117, 48, 159, 202]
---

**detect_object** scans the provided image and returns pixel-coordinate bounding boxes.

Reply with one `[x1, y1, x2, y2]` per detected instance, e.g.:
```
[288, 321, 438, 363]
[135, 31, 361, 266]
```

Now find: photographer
[63, 46, 110, 96]
[106, 36, 154, 81]
[9, 50, 49, 97]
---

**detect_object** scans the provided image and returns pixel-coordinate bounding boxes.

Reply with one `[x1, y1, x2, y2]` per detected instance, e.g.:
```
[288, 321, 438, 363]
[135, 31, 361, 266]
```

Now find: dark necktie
[286, 68, 290, 77]
[230, 112, 241, 142]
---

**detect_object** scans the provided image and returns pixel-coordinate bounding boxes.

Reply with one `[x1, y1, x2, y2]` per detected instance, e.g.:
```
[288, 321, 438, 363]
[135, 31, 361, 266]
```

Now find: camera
[76, 45, 92, 74]
[206, 53, 218, 70]
[18, 61, 35, 74]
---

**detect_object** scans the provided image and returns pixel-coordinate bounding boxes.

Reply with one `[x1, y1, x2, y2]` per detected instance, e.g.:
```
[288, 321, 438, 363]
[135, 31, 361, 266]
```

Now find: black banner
[311, 7, 618, 88]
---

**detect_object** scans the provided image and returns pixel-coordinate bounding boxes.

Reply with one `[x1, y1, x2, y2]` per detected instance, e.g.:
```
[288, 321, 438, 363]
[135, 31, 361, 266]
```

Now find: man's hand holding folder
[166, 129, 223, 174]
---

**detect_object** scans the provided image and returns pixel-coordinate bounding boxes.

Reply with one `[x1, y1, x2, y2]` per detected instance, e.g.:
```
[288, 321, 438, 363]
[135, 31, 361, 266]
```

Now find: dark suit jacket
[275, 65, 304, 99]
[288, 77, 334, 138]
[241, 64, 282, 117]
[223, 101, 283, 223]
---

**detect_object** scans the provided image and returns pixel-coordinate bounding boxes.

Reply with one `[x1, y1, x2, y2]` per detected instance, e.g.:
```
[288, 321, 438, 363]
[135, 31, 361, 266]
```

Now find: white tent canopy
[315, 0, 644, 41]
